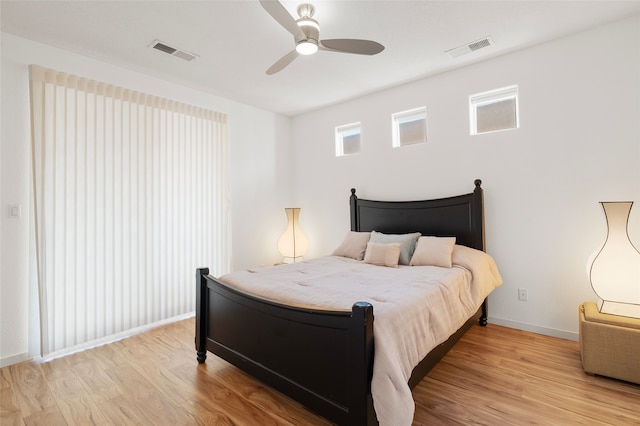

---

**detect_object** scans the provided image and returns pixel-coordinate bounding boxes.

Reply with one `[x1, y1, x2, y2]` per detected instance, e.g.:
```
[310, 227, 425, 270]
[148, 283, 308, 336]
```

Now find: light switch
[9, 205, 21, 218]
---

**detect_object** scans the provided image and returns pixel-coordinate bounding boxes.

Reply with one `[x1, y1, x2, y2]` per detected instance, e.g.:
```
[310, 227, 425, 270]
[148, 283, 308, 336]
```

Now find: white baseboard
[488, 316, 579, 342]
[0, 352, 31, 368]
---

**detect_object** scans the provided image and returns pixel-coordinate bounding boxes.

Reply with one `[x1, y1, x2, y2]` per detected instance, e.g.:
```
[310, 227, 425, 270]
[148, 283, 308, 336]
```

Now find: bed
[195, 179, 501, 425]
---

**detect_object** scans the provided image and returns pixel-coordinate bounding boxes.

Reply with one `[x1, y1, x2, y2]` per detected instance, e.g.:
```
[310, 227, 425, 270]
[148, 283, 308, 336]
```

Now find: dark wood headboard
[350, 179, 485, 251]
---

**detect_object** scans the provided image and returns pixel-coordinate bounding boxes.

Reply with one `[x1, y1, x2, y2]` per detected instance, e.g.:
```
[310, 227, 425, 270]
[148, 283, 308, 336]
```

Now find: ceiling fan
[259, 0, 385, 75]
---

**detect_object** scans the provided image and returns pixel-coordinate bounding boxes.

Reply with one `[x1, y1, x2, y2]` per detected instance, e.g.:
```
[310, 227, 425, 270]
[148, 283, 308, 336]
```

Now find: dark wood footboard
[196, 268, 377, 425]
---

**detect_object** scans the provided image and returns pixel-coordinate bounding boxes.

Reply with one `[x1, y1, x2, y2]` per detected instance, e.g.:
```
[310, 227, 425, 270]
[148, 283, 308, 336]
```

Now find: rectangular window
[392, 107, 427, 147]
[335, 122, 361, 156]
[470, 85, 518, 135]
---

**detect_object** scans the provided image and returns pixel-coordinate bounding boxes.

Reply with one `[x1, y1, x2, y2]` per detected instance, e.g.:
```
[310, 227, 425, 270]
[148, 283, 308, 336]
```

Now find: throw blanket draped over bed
[219, 246, 502, 426]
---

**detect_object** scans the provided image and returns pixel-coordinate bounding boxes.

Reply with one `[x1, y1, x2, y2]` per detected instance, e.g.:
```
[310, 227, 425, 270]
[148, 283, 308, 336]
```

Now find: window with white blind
[469, 85, 519, 135]
[335, 122, 361, 156]
[29, 65, 230, 355]
[392, 107, 427, 147]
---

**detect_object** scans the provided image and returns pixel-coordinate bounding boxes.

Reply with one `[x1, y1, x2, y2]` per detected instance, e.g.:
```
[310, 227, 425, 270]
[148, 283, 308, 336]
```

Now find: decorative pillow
[363, 242, 402, 268]
[409, 236, 456, 268]
[369, 231, 421, 265]
[332, 231, 371, 260]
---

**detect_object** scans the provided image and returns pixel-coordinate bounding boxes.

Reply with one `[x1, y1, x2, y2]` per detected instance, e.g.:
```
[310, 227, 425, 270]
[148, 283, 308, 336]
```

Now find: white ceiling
[2, 1, 639, 116]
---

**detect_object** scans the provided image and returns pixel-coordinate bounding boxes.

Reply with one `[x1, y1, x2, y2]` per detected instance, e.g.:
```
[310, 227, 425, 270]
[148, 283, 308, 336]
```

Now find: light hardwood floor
[2, 318, 639, 425]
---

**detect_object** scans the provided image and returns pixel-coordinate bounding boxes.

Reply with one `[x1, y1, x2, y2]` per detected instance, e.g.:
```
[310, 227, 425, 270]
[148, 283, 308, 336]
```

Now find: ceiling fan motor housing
[295, 4, 319, 55]
[297, 4, 318, 40]
[296, 15, 319, 52]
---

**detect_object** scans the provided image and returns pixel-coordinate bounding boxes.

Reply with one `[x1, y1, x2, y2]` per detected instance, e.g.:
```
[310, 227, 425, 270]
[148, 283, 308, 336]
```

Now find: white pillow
[409, 236, 456, 268]
[363, 242, 402, 268]
[332, 231, 371, 260]
[369, 231, 421, 265]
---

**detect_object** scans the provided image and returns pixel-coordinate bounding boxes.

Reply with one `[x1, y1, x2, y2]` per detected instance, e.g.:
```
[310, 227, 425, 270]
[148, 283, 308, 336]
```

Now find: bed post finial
[474, 179, 482, 188]
[350, 189, 358, 231]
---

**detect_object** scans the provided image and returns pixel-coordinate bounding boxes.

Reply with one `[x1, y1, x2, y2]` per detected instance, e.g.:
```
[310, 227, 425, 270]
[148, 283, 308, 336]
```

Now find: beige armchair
[579, 302, 640, 385]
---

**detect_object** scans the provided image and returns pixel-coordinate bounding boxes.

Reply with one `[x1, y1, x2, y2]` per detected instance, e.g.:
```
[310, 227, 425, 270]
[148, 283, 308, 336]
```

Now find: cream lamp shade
[277, 208, 309, 263]
[588, 202, 640, 318]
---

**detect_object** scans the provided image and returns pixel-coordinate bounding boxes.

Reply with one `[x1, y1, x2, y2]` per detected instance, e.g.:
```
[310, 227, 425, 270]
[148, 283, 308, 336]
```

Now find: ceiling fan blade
[266, 49, 299, 75]
[320, 39, 385, 55]
[259, 0, 304, 40]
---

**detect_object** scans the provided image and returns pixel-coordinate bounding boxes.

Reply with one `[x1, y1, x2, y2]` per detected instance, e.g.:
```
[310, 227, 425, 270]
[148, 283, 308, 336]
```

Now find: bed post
[349, 301, 376, 425]
[195, 267, 209, 363]
[480, 299, 488, 326]
[473, 179, 488, 327]
[472, 179, 485, 252]
[350, 188, 359, 231]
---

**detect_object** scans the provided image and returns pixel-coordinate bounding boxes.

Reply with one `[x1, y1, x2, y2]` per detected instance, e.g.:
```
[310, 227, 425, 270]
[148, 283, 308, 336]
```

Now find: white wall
[0, 33, 292, 366]
[290, 16, 640, 340]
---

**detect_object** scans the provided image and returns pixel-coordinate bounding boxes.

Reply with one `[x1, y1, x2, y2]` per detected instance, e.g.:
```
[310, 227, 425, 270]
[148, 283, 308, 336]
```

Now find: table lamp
[588, 202, 640, 318]
[278, 208, 309, 263]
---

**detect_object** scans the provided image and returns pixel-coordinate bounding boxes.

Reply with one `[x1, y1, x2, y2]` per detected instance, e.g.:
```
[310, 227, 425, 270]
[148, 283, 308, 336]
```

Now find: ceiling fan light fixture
[295, 15, 319, 55]
[296, 40, 318, 55]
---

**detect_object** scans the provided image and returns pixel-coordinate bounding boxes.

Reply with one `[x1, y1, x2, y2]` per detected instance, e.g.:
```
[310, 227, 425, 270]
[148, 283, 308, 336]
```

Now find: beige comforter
[219, 245, 502, 425]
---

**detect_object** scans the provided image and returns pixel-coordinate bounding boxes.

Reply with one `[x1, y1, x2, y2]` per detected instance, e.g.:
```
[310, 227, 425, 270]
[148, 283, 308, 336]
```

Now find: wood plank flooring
[1, 319, 638, 425]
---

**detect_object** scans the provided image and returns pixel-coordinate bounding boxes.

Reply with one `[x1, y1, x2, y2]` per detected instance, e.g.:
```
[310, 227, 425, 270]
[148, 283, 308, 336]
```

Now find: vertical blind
[29, 65, 230, 355]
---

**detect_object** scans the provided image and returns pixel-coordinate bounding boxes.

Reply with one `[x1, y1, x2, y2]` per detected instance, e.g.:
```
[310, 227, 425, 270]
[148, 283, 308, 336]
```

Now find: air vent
[149, 39, 199, 62]
[173, 50, 198, 62]
[152, 42, 177, 55]
[447, 36, 494, 58]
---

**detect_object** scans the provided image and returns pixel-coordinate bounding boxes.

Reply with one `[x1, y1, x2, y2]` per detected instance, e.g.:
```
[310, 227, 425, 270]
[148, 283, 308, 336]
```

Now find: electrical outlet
[518, 288, 528, 301]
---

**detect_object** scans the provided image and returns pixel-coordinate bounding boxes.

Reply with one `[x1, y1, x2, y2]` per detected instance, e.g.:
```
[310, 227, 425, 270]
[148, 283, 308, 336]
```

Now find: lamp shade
[588, 202, 640, 318]
[277, 208, 309, 263]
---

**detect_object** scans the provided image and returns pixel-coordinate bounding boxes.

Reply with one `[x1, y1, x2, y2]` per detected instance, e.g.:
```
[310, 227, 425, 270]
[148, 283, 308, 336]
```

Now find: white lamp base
[599, 300, 640, 319]
[282, 256, 304, 264]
